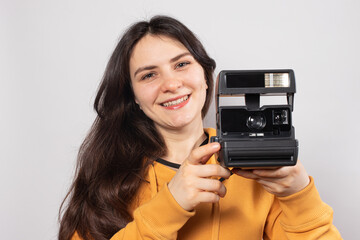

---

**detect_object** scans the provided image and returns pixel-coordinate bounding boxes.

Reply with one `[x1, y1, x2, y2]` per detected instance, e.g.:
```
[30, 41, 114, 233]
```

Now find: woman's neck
[157, 120, 207, 165]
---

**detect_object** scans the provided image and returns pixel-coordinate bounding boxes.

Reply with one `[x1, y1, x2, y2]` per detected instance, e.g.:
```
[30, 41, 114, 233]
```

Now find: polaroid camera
[211, 69, 298, 168]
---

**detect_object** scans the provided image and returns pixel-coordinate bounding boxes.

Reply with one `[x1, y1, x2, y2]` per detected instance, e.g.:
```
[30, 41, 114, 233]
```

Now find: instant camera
[211, 69, 298, 168]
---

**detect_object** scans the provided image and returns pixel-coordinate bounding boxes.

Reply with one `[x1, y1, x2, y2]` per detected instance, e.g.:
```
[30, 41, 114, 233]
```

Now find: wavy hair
[59, 15, 216, 240]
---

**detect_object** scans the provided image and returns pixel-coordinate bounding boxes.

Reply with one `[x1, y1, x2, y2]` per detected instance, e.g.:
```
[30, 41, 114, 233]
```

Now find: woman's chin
[159, 114, 202, 130]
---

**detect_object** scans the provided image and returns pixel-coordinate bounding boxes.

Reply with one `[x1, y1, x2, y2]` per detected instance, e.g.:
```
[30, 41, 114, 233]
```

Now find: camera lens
[246, 114, 266, 130]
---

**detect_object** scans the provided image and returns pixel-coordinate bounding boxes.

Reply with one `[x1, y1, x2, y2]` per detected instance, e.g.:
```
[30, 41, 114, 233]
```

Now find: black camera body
[211, 69, 298, 168]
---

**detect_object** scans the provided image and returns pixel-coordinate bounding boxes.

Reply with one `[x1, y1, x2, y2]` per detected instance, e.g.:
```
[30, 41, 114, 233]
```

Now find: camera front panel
[219, 106, 292, 138]
[213, 69, 298, 168]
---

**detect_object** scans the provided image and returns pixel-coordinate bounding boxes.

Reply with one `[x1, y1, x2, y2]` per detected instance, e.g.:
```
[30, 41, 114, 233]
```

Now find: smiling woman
[130, 35, 208, 136]
[58, 15, 342, 240]
[58, 15, 216, 240]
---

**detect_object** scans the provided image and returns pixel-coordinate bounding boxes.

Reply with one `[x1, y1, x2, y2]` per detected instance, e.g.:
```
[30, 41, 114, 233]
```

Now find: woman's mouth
[161, 95, 190, 109]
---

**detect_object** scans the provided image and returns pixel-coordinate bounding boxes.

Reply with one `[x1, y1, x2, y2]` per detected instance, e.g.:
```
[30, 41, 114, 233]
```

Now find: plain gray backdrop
[1, 0, 359, 239]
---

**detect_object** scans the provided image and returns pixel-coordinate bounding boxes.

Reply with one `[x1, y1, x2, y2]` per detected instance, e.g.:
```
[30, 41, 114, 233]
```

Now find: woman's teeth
[162, 95, 189, 107]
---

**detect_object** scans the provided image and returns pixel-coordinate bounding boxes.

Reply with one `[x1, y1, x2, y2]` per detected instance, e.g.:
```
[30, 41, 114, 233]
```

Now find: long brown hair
[59, 15, 216, 240]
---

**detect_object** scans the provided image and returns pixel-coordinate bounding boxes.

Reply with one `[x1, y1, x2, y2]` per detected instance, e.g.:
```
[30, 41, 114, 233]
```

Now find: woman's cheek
[137, 84, 159, 108]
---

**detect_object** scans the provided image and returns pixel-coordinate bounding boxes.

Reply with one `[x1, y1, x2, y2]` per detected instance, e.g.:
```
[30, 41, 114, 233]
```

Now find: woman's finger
[194, 164, 231, 179]
[233, 167, 291, 179]
[252, 167, 290, 178]
[196, 191, 221, 204]
[187, 142, 220, 165]
[194, 178, 227, 197]
[232, 169, 259, 179]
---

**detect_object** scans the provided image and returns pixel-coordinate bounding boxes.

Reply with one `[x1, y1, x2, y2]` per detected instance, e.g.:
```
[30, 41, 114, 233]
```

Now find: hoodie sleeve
[71, 184, 194, 240]
[263, 176, 342, 240]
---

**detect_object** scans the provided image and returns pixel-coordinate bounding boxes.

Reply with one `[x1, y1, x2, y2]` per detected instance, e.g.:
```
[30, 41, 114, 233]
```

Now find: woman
[59, 15, 342, 240]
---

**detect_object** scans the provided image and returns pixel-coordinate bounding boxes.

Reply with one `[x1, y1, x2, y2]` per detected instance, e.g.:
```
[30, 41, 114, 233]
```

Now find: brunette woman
[59, 15, 342, 240]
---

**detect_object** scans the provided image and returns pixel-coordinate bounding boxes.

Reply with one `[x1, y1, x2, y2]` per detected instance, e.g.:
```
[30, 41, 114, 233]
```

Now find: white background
[1, 0, 359, 239]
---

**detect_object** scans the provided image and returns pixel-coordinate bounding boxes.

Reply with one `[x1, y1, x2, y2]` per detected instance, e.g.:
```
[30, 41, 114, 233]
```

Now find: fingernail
[211, 143, 220, 149]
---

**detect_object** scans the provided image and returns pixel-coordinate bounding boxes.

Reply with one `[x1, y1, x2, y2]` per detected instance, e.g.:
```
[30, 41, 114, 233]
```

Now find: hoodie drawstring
[149, 163, 158, 198]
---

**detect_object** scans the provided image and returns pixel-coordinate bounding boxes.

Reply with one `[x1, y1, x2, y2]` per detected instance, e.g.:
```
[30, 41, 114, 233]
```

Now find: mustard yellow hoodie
[72, 128, 342, 240]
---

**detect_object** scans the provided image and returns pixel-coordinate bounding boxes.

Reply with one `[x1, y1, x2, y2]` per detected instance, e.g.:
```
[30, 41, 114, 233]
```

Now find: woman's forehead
[129, 34, 191, 74]
[133, 34, 188, 57]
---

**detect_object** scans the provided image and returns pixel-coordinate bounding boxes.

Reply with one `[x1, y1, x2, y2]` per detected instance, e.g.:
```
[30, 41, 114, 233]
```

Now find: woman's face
[129, 34, 208, 131]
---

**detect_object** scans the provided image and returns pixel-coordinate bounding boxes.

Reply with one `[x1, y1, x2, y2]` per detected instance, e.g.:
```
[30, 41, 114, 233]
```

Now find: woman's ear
[203, 75, 208, 90]
[135, 99, 142, 110]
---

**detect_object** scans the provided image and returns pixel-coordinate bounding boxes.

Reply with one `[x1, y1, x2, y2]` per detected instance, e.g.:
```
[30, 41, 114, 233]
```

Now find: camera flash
[265, 73, 290, 88]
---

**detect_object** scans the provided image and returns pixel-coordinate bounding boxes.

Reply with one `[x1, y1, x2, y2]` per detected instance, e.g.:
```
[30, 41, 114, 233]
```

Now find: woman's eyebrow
[134, 65, 157, 78]
[170, 52, 192, 63]
[133, 52, 192, 78]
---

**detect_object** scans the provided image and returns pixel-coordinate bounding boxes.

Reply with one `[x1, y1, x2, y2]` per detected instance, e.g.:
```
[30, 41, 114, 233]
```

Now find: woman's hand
[232, 161, 310, 197]
[168, 142, 231, 211]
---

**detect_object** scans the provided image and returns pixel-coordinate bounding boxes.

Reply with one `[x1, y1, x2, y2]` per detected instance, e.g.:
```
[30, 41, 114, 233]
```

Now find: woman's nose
[160, 72, 182, 92]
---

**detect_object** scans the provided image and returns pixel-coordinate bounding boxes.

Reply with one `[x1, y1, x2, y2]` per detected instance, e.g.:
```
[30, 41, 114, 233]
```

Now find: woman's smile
[161, 94, 190, 109]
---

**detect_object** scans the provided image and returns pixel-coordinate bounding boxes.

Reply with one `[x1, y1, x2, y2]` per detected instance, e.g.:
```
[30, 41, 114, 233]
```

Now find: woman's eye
[176, 61, 190, 69]
[141, 73, 155, 80]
